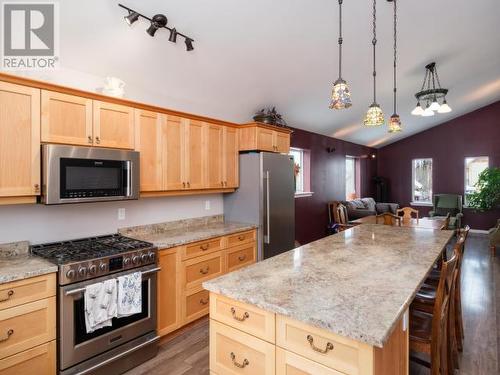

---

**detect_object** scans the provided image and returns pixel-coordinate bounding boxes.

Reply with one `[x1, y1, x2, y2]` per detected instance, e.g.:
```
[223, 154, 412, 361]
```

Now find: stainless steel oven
[42, 144, 140, 205]
[59, 264, 159, 375]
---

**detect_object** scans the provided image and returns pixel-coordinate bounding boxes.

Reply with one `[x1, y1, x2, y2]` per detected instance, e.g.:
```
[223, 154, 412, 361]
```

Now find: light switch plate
[118, 208, 126, 220]
[205, 200, 211, 210]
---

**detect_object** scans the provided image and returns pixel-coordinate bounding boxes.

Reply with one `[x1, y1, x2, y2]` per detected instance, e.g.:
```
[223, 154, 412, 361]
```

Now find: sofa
[340, 197, 399, 220]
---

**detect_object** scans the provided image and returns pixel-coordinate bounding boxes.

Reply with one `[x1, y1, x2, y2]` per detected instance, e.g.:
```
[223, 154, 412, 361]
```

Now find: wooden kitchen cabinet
[0, 82, 41, 204]
[157, 248, 181, 337]
[135, 110, 163, 192]
[223, 127, 239, 188]
[205, 123, 224, 189]
[0, 340, 56, 375]
[93, 101, 135, 149]
[239, 122, 292, 154]
[185, 120, 205, 190]
[41, 90, 92, 146]
[162, 115, 185, 191]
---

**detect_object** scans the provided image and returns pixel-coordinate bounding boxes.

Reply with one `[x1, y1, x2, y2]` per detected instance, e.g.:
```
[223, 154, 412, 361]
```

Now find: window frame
[289, 147, 313, 198]
[411, 158, 433, 205]
[464, 156, 489, 207]
[345, 156, 358, 200]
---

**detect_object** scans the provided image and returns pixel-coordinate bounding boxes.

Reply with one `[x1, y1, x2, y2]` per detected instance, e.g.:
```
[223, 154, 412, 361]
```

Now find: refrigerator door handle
[264, 170, 270, 244]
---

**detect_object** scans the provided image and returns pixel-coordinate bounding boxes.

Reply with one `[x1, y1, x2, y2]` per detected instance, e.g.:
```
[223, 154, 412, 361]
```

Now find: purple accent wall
[378, 101, 500, 230]
[290, 127, 377, 245]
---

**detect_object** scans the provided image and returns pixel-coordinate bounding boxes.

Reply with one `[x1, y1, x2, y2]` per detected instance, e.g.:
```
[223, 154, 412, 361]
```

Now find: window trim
[345, 155, 358, 200]
[411, 158, 433, 204]
[464, 156, 489, 207]
[289, 147, 313, 198]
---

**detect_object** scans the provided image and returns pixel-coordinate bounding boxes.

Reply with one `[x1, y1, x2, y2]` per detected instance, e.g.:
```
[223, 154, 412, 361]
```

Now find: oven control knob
[66, 269, 76, 279]
[88, 265, 97, 275]
[148, 252, 155, 262]
[141, 254, 148, 263]
[78, 267, 87, 277]
[132, 255, 140, 264]
[124, 257, 131, 266]
[99, 263, 107, 272]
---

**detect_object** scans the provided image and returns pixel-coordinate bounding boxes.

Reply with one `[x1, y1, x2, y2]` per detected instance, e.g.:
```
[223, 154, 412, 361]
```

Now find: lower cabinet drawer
[276, 347, 345, 375]
[182, 252, 224, 290]
[0, 340, 56, 375]
[210, 319, 275, 375]
[276, 315, 362, 375]
[226, 243, 256, 273]
[0, 274, 56, 311]
[183, 288, 210, 324]
[0, 297, 56, 360]
[226, 230, 256, 247]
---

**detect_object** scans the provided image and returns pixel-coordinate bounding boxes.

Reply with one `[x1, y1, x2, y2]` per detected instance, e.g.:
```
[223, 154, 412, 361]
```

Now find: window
[412, 158, 433, 203]
[289, 147, 312, 197]
[345, 156, 357, 200]
[465, 156, 489, 205]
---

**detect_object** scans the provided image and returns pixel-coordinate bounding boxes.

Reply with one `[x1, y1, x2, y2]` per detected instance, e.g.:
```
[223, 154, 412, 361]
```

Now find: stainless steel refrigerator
[224, 152, 295, 260]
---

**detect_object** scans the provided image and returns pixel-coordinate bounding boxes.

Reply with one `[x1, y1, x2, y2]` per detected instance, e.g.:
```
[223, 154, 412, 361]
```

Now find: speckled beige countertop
[204, 224, 453, 348]
[0, 241, 58, 285]
[119, 215, 256, 249]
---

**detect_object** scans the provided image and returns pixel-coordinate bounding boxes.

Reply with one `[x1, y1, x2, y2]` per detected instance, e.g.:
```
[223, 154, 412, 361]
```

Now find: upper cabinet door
[256, 127, 275, 152]
[41, 90, 92, 146]
[162, 116, 185, 191]
[275, 132, 290, 154]
[0, 82, 41, 197]
[93, 101, 134, 149]
[205, 123, 224, 189]
[135, 110, 163, 192]
[223, 127, 239, 188]
[185, 119, 205, 190]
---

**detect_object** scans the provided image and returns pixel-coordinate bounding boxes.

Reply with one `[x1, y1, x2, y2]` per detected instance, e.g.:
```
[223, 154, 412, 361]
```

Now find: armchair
[429, 194, 463, 230]
[489, 219, 500, 257]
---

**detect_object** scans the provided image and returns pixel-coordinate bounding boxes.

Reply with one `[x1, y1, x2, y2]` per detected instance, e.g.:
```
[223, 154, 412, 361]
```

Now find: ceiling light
[124, 11, 139, 26]
[411, 102, 424, 116]
[363, 0, 384, 127]
[329, 0, 352, 110]
[413, 62, 450, 116]
[387, 0, 401, 133]
[422, 106, 435, 117]
[169, 28, 177, 43]
[146, 14, 168, 37]
[388, 114, 402, 133]
[185, 38, 194, 51]
[438, 99, 452, 113]
[146, 23, 159, 37]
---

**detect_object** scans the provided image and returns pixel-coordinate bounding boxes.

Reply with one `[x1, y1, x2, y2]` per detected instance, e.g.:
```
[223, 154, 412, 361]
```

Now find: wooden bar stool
[410, 248, 458, 374]
[375, 212, 402, 226]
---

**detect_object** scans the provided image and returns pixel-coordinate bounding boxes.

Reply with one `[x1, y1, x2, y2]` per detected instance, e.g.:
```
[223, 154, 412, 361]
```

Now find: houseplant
[467, 167, 500, 211]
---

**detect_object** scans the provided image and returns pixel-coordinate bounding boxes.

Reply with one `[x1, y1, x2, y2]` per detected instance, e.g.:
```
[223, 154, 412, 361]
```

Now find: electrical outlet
[204, 200, 211, 210]
[118, 208, 126, 220]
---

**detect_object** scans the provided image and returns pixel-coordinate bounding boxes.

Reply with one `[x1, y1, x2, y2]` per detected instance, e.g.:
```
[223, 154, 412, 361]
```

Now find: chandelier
[330, 0, 352, 110]
[411, 62, 452, 116]
[388, 0, 401, 133]
[363, 0, 384, 127]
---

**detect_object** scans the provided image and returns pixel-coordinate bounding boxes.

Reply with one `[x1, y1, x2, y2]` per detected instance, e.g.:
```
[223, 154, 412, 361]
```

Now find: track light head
[146, 23, 158, 37]
[185, 37, 194, 51]
[169, 28, 177, 43]
[124, 11, 139, 26]
[146, 14, 168, 37]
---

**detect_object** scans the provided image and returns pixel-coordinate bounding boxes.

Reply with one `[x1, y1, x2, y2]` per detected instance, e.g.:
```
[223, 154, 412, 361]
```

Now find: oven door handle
[64, 267, 161, 296]
[74, 335, 160, 375]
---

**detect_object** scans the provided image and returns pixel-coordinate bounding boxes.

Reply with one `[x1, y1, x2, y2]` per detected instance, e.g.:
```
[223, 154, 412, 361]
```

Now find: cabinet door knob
[34, 184, 40, 193]
[87, 136, 93, 144]
[183, 182, 186, 188]
[95, 136, 100, 144]
[187, 182, 190, 188]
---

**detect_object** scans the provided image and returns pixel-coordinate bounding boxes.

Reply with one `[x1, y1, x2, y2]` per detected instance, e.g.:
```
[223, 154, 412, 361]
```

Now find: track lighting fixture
[119, 3, 195, 51]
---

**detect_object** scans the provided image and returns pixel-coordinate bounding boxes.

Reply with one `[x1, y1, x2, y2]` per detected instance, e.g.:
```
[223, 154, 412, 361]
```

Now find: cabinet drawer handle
[183, 182, 186, 188]
[238, 254, 246, 262]
[306, 335, 334, 354]
[221, 181, 224, 187]
[230, 307, 249, 322]
[0, 290, 14, 302]
[200, 243, 209, 251]
[199, 266, 210, 275]
[187, 181, 190, 188]
[34, 184, 40, 193]
[230, 352, 249, 368]
[95, 136, 101, 144]
[0, 329, 14, 342]
[88, 135, 92, 144]
[199, 298, 209, 305]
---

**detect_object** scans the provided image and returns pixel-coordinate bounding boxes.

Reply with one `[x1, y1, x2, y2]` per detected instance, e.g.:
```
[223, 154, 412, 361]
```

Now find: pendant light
[411, 62, 452, 116]
[388, 0, 401, 133]
[363, 0, 384, 127]
[329, 0, 352, 110]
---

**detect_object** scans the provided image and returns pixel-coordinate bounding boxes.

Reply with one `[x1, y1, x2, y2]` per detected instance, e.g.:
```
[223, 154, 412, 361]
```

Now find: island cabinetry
[0, 273, 56, 374]
[238, 123, 292, 154]
[156, 229, 257, 336]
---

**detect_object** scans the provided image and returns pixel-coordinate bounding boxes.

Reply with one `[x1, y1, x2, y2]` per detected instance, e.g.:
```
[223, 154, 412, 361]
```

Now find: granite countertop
[0, 241, 58, 285]
[120, 215, 257, 249]
[203, 224, 453, 348]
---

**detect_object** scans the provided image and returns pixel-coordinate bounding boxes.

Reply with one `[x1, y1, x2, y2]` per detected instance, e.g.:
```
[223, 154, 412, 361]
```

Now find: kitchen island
[203, 224, 453, 375]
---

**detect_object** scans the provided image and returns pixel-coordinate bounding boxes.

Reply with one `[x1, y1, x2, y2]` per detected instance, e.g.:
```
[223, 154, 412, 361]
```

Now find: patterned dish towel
[117, 272, 142, 317]
[84, 279, 117, 333]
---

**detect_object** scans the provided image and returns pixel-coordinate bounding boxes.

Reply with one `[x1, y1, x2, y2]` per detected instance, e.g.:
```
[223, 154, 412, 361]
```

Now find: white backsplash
[0, 195, 223, 244]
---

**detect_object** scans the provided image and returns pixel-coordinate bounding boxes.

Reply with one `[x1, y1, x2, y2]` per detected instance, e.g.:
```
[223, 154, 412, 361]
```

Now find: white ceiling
[14, 0, 500, 147]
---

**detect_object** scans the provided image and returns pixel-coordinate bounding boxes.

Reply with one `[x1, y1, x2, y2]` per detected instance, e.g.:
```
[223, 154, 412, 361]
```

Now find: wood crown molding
[240, 122, 294, 134]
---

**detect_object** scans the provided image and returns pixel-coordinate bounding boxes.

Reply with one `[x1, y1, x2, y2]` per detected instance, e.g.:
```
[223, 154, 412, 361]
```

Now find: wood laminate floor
[127, 233, 499, 375]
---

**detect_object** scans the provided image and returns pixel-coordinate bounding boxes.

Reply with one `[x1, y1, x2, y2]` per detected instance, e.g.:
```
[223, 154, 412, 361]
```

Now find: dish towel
[84, 279, 117, 333]
[117, 272, 142, 317]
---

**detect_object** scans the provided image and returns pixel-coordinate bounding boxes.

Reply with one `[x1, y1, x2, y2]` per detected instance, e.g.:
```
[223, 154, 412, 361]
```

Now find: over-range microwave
[42, 144, 140, 205]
